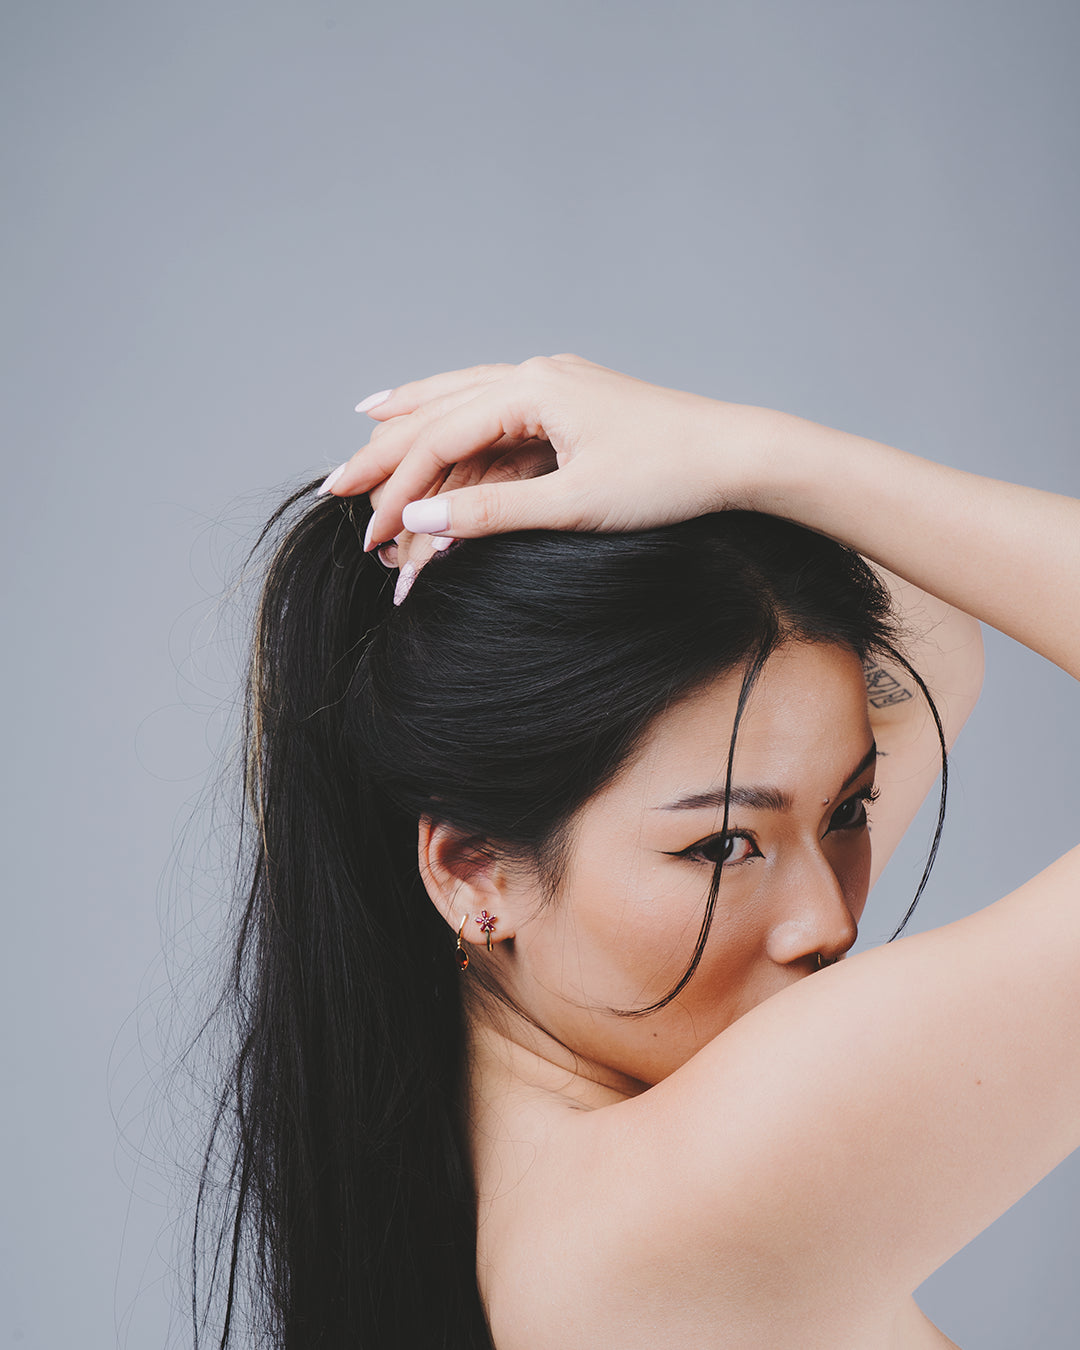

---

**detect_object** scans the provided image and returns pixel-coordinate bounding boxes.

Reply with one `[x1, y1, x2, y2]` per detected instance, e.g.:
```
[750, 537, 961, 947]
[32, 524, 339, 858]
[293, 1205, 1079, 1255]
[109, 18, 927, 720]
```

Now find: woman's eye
[685, 833, 759, 866]
[827, 787, 878, 832]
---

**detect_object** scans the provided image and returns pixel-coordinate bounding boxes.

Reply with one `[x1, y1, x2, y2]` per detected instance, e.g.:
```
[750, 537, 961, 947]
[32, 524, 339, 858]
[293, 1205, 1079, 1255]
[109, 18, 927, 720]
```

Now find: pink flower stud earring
[475, 910, 498, 953]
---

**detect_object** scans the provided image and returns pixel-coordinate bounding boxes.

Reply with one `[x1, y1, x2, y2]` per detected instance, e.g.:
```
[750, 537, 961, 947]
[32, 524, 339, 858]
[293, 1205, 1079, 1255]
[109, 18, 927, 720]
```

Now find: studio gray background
[3, 1, 1078, 1346]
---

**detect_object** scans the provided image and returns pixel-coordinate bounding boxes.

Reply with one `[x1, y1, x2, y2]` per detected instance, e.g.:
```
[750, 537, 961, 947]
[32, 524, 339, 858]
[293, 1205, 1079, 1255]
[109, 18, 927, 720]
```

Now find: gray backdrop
[3, 1, 1078, 1346]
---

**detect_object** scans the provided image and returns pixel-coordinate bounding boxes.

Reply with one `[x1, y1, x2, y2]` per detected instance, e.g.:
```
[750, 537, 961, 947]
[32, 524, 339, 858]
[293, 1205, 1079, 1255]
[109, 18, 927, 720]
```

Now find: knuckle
[519, 354, 556, 376]
[407, 427, 447, 473]
[470, 482, 503, 533]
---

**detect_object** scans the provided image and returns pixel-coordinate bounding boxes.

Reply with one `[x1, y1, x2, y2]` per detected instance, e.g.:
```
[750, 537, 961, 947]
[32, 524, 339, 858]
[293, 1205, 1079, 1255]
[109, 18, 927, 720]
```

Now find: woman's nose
[764, 847, 860, 966]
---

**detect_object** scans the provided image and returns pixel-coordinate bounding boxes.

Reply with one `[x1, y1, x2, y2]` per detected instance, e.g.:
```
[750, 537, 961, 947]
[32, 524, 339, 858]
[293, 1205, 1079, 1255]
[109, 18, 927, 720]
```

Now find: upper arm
[863, 565, 984, 890]
[630, 845, 1080, 1300]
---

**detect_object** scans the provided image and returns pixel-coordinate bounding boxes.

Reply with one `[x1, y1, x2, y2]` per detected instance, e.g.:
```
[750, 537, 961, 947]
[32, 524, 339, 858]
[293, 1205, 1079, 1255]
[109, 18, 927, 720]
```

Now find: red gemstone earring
[456, 915, 470, 971]
[475, 910, 497, 953]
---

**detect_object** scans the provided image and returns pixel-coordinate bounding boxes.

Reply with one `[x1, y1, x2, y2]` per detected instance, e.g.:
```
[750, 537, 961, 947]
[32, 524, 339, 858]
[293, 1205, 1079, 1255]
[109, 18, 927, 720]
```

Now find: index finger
[355, 361, 517, 421]
[327, 379, 519, 500]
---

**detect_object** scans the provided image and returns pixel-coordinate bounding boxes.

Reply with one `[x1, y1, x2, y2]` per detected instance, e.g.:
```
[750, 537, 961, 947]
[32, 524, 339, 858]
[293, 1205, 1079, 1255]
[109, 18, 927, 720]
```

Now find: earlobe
[417, 817, 517, 946]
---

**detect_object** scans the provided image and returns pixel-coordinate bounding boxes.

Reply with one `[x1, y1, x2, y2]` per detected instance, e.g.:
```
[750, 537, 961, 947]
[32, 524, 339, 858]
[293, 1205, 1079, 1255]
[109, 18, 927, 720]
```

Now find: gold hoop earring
[456, 915, 470, 972]
[816, 953, 838, 970]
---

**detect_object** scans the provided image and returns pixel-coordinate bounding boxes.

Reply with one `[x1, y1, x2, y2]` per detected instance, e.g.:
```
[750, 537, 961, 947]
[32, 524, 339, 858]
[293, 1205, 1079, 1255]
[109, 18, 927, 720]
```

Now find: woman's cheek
[837, 835, 873, 920]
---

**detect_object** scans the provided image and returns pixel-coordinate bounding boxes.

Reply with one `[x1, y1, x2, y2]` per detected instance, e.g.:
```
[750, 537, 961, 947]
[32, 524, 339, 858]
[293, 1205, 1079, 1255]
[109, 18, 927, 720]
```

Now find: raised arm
[332, 353, 1079, 679]
[754, 412, 1080, 679]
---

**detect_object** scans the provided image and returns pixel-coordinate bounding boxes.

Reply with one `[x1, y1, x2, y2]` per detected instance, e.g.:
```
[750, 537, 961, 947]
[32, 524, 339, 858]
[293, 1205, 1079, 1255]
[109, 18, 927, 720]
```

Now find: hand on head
[362, 435, 557, 593]
[321, 353, 759, 565]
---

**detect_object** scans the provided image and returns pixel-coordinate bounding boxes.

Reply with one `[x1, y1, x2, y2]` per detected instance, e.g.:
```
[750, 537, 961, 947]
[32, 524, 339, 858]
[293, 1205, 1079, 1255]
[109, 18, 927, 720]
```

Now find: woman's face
[499, 640, 877, 1088]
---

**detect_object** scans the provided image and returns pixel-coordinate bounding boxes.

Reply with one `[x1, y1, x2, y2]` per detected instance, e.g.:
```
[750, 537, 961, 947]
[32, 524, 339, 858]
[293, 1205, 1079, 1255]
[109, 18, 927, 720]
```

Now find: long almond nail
[393, 560, 417, 606]
[318, 463, 347, 496]
[356, 389, 393, 413]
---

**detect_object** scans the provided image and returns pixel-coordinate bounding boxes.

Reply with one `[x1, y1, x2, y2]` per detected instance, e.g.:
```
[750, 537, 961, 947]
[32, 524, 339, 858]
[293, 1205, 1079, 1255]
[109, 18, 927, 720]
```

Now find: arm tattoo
[863, 660, 915, 709]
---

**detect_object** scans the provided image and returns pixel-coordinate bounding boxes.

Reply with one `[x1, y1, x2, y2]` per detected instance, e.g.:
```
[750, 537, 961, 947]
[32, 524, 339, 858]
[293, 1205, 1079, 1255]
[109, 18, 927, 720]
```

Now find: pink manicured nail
[318, 463, 347, 496]
[402, 498, 449, 534]
[363, 515, 377, 551]
[355, 388, 393, 414]
[431, 535, 454, 551]
[393, 560, 417, 606]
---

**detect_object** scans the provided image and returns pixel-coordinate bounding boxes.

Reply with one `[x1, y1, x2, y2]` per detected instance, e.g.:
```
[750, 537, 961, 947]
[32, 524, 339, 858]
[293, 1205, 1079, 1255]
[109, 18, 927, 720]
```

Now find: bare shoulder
[477, 1076, 965, 1350]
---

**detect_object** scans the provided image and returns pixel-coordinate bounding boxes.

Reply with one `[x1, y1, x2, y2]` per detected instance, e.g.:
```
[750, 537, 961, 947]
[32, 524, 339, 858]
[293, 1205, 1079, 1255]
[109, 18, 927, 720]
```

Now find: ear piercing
[476, 910, 498, 953]
[816, 953, 839, 970]
[456, 911, 499, 969]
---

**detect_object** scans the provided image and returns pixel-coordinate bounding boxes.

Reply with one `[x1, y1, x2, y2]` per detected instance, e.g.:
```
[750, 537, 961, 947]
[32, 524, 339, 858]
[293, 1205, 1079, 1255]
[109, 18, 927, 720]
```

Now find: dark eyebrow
[656, 742, 877, 814]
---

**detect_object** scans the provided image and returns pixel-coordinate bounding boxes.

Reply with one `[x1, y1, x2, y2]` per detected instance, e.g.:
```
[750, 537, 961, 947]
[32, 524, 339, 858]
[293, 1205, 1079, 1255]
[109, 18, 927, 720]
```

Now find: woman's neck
[465, 999, 648, 1111]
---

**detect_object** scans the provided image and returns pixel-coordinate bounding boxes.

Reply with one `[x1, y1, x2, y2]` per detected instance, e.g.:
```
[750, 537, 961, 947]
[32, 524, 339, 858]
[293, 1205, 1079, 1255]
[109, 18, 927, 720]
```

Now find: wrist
[747, 411, 895, 535]
[693, 400, 841, 518]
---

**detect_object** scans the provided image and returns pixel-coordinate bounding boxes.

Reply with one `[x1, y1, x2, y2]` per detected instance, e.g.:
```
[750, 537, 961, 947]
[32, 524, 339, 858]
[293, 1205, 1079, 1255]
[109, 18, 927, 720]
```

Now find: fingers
[323, 354, 606, 543]
[484, 440, 559, 484]
[387, 531, 457, 605]
[369, 450, 501, 570]
[327, 367, 529, 501]
[327, 356, 578, 507]
[356, 356, 590, 424]
[317, 353, 731, 561]
[355, 361, 516, 421]
[400, 471, 589, 540]
[360, 381, 550, 546]
[328, 387, 492, 498]
[386, 443, 556, 560]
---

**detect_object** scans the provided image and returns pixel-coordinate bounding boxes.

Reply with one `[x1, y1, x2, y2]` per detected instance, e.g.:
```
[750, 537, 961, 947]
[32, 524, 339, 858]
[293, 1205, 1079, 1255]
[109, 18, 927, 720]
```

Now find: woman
[198, 353, 1077, 1348]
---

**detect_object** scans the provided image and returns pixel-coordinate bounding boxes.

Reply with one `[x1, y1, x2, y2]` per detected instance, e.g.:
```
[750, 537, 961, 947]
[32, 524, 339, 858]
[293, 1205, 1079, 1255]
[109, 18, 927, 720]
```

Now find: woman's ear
[417, 817, 518, 948]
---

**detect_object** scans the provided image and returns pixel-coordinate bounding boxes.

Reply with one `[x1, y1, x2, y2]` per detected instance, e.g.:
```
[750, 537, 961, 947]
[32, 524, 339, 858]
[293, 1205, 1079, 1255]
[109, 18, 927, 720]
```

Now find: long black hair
[192, 484, 945, 1348]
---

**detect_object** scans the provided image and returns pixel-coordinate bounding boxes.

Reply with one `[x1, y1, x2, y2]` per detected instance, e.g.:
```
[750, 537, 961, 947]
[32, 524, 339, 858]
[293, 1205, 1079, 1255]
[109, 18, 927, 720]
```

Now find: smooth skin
[325, 354, 1079, 1347]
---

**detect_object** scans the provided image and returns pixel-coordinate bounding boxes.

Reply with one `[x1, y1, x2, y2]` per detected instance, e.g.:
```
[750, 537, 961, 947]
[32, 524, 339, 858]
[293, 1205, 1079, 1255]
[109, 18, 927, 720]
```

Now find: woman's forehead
[604, 643, 873, 809]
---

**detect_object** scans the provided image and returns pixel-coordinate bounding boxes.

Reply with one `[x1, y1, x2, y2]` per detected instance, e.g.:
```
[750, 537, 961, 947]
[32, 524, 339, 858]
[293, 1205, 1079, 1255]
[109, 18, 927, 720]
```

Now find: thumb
[401, 475, 583, 538]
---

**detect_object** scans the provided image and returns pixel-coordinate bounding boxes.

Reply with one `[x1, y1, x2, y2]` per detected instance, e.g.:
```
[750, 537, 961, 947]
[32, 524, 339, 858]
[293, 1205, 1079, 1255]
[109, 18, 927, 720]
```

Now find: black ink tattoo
[863, 661, 914, 709]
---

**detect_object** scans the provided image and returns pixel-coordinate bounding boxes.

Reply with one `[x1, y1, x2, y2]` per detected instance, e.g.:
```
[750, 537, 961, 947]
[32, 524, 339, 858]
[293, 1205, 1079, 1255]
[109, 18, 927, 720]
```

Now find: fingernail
[393, 560, 417, 606]
[402, 497, 449, 534]
[318, 463, 347, 496]
[431, 535, 454, 551]
[363, 514, 377, 551]
[356, 388, 393, 414]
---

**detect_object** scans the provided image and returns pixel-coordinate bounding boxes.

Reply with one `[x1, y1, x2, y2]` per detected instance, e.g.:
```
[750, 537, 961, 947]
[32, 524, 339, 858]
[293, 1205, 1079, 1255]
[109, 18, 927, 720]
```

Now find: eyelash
[671, 785, 881, 867]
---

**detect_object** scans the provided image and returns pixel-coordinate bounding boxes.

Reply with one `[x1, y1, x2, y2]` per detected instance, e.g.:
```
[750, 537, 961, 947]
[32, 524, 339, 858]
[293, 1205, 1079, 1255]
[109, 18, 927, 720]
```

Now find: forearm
[745, 411, 1080, 680]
